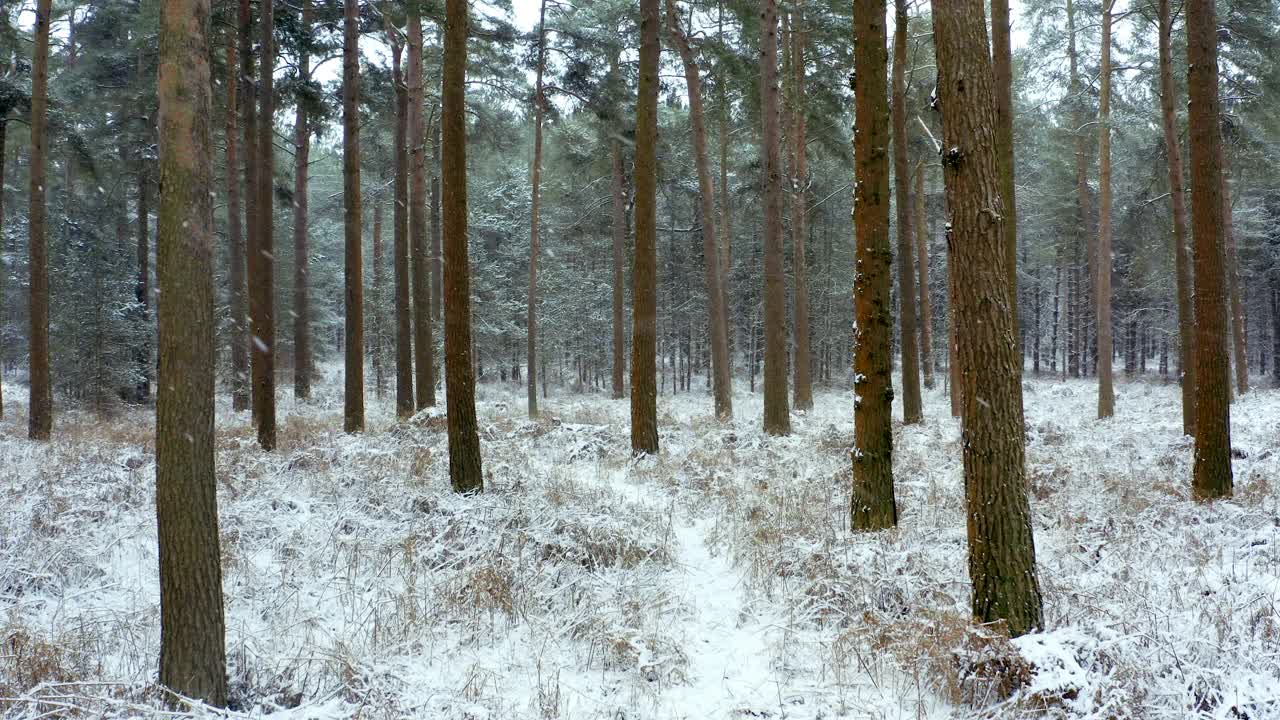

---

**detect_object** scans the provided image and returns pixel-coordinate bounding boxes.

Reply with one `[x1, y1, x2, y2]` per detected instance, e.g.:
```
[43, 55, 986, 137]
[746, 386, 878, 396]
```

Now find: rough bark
[443, 0, 484, 491]
[932, 0, 1044, 636]
[292, 0, 313, 400]
[892, 0, 922, 424]
[225, 28, 248, 412]
[431, 113, 443, 322]
[342, 0, 364, 433]
[252, 0, 278, 450]
[790, 1, 813, 412]
[237, 0, 257, 414]
[611, 138, 627, 399]
[631, 0, 661, 453]
[409, 9, 436, 411]
[1158, 0, 1196, 436]
[391, 38, 414, 419]
[27, 0, 52, 441]
[851, 0, 895, 529]
[0, 119, 4, 418]
[991, 0, 1018, 356]
[760, 0, 791, 436]
[1186, 0, 1233, 499]
[156, 0, 227, 703]
[528, 0, 548, 418]
[666, 0, 732, 420]
[915, 163, 934, 388]
[1096, 0, 1115, 418]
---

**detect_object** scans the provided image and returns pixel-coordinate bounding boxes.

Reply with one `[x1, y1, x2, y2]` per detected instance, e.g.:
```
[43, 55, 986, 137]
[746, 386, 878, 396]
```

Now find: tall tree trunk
[933, 0, 1044, 637]
[0, 118, 5, 418]
[225, 28, 248, 412]
[443, 0, 484, 491]
[156, 0, 227, 704]
[431, 109, 443, 322]
[611, 138, 627, 399]
[1096, 0, 1115, 418]
[1220, 140, 1247, 395]
[851, 0, 895, 528]
[391, 38, 414, 419]
[915, 163, 934, 388]
[948, 237, 961, 416]
[342, 0, 364, 433]
[667, 0, 732, 420]
[1158, 0, 1196, 437]
[373, 199, 385, 398]
[790, 0, 813, 411]
[409, 9, 436, 410]
[760, 0, 791, 436]
[1066, 0, 1090, 380]
[631, 0, 661, 453]
[892, 0, 922, 424]
[717, 6, 733, 358]
[991, 0, 1018, 357]
[237, 0, 257, 415]
[292, 0, 313, 400]
[1186, 0, 1233, 499]
[252, 0, 278, 450]
[27, 0, 52, 441]
[528, 0, 548, 418]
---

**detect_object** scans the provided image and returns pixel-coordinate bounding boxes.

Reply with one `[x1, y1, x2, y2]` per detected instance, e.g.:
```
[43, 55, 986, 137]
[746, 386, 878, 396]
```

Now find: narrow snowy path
[657, 517, 784, 718]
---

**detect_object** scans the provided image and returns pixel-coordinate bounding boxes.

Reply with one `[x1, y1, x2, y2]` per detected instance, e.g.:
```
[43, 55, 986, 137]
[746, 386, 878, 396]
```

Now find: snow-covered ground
[1, 370, 1278, 719]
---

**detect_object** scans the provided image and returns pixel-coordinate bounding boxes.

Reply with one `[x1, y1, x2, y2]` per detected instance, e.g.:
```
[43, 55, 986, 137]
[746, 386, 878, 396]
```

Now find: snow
[1, 372, 1278, 719]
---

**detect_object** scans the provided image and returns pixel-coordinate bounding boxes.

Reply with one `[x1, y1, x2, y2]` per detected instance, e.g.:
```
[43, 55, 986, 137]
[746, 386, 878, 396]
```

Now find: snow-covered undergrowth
[1, 370, 1278, 719]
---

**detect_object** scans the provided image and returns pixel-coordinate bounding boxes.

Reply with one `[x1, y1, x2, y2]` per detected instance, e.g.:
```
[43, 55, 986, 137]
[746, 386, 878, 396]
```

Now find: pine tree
[760, 0, 790, 436]
[1186, 0, 1233, 500]
[252, 0, 278, 449]
[892, 0, 922, 425]
[343, 0, 364, 434]
[789, 0, 812, 412]
[850, 0, 895, 529]
[443, 0, 483, 491]
[225, 25, 248, 413]
[391, 34, 414, 420]
[156, 0, 227, 702]
[631, 0, 660, 453]
[528, 0, 548, 418]
[292, 0, 313, 401]
[933, 0, 1044, 637]
[1096, 0, 1115, 419]
[27, 0, 53, 441]
[409, 5, 436, 411]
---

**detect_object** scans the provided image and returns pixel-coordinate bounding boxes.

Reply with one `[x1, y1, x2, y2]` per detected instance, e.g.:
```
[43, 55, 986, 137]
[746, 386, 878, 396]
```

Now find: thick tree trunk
[292, 0, 313, 400]
[237, 0, 257, 415]
[156, 0, 227, 704]
[790, 1, 813, 411]
[431, 115, 443, 322]
[1220, 141, 1247, 395]
[443, 0, 484, 491]
[225, 29, 248, 412]
[915, 163, 934, 388]
[631, 0, 661, 453]
[948, 239, 961, 417]
[528, 0, 548, 418]
[932, 0, 1044, 637]
[1158, 0, 1196, 437]
[342, 0, 364, 433]
[1096, 0, 1115, 418]
[992, 0, 1018, 356]
[27, 0, 52, 441]
[391, 39, 414, 419]
[667, 0, 732, 420]
[850, 0, 895, 528]
[1186, 0, 1233, 499]
[760, 0, 791, 436]
[409, 10, 436, 411]
[892, 0, 922, 424]
[252, 0, 278, 450]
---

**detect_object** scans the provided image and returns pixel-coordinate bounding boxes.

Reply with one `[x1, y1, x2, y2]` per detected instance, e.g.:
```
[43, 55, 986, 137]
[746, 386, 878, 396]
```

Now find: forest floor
[1, 369, 1279, 719]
